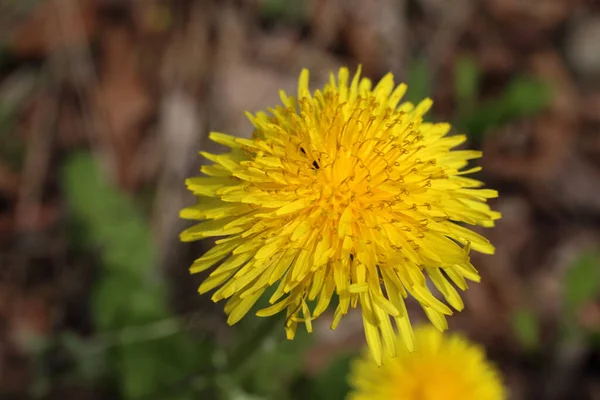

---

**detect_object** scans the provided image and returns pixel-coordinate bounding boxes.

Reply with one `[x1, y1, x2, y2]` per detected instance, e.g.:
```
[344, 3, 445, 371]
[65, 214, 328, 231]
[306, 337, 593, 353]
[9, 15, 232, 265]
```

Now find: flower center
[404, 361, 472, 400]
[315, 170, 358, 219]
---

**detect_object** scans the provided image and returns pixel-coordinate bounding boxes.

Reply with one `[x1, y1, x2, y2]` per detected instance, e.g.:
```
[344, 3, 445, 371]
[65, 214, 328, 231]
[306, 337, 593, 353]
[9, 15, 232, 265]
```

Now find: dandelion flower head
[180, 67, 501, 365]
[347, 325, 506, 400]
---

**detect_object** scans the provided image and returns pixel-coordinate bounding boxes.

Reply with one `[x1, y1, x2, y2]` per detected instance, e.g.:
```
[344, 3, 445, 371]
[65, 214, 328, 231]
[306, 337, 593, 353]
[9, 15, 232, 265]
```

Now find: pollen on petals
[180, 66, 501, 365]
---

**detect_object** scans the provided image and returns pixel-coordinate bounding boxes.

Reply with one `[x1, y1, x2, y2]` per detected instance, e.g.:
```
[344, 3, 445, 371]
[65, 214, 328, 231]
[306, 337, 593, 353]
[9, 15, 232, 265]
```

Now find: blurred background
[1, 0, 600, 399]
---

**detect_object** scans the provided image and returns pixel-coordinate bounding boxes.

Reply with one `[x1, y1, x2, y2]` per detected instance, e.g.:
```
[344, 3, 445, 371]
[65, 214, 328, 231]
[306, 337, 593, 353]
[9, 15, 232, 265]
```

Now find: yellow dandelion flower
[347, 326, 506, 400]
[180, 66, 501, 365]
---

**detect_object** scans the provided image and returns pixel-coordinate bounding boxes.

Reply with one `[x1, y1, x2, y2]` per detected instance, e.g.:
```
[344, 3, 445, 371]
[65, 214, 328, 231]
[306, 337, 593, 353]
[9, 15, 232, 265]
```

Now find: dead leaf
[309, 0, 346, 49]
[8, 0, 96, 57]
[92, 24, 155, 190]
[0, 164, 20, 198]
[486, 0, 576, 47]
[342, 0, 406, 78]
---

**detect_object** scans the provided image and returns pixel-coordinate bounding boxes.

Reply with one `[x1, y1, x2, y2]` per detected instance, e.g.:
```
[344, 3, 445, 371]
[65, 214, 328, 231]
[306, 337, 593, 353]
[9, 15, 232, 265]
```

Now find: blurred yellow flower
[180, 67, 500, 365]
[347, 326, 506, 400]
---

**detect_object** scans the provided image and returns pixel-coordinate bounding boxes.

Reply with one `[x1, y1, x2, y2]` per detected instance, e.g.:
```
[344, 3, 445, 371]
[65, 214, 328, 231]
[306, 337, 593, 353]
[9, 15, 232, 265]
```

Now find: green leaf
[565, 252, 600, 315]
[511, 308, 539, 350]
[92, 275, 168, 329]
[503, 75, 552, 117]
[62, 153, 162, 330]
[92, 275, 136, 330]
[261, 0, 308, 23]
[308, 352, 354, 400]
[234, 327, 312, 399]
[62, 153, 217, 399]
[118, 336, 213, 400]
[454, 56, 479, 105]
[459, 74, 551, 140]
[120, 342, 171, 399]
[405, 58, 431, 105]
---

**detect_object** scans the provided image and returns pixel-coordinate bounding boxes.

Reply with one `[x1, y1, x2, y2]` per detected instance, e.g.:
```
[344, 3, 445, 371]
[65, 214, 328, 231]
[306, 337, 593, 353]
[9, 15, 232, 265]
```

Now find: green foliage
[511, 308, 540, 350]
[117, 338, 204, 400]
[310, 352, 354, 400]
[290, 352, 354, 400]
[564, 252, 600, 317]
[449, 54, 553, 139]
[62, 153, 164, 328]
[226, 286, 312, 399]
[62, 153, 215, 399]
[260, 0, 308, 23]
[405, 57, 431, 105]
[454, 56, 480, 106]
[457, 72, 552, 140]
[234, 329, 312, 399]
[504, 76, 552, 116]
[405, 55, 550, 141]
[552, 251, 600, 342]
